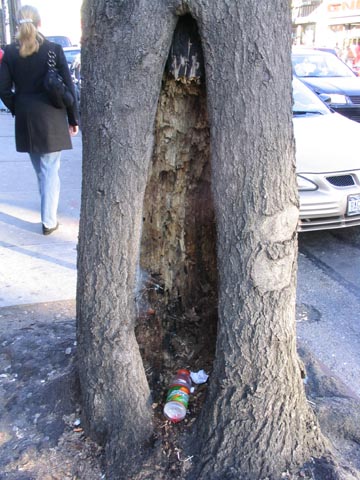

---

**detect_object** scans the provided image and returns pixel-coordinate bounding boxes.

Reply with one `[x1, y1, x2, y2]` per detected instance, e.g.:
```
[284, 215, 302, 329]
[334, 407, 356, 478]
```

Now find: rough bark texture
[77, 0, 326, 478]
[77, 2, 177, 471]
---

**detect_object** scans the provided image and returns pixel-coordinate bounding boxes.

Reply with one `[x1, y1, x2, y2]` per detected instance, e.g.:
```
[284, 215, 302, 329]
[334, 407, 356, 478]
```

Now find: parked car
[45, 36, 72, 48]
[292, 48, 360, 123]
[312, 46, 339, 57]
[67, 51, 81, 110]
[293, 77, 360, 232]
[63, 46, 81, 69]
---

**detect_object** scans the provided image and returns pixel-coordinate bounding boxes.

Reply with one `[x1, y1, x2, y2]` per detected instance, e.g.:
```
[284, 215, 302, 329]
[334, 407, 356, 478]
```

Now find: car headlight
[327, 94, 350, 104]
[297, 175, 318, 191]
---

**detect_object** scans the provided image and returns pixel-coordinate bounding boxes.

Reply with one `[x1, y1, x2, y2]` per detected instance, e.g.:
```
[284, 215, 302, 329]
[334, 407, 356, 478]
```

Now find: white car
[293, 78, 360, 232]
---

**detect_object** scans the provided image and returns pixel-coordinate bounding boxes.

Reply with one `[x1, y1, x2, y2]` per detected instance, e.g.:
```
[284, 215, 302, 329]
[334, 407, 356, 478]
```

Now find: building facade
[0, 0, 22, 46]
[292, 0, 360, 50]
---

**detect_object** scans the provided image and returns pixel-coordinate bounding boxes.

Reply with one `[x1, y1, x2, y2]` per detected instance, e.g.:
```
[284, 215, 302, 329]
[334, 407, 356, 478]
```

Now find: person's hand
[69, 125, 79, 136]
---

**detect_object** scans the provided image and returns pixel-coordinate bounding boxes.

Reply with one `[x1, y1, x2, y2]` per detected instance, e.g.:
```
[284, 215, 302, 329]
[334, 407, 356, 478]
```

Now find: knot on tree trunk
[264, 239, 294, 261]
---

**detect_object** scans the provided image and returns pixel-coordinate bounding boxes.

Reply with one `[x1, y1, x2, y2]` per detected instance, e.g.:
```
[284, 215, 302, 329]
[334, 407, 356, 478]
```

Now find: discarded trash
[163, 369, 192, 423]
[190, 369, 208, 385]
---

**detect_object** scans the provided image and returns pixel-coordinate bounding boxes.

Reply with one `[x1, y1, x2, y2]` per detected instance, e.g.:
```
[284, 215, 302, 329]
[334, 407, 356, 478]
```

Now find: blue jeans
[29, 151, 61, 229]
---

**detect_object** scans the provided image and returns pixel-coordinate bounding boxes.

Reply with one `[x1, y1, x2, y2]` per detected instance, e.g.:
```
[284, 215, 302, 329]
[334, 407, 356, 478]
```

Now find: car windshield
[46, 36, 72, 47]
[292, 52, 354, 78]
[292, 78, 329, 116]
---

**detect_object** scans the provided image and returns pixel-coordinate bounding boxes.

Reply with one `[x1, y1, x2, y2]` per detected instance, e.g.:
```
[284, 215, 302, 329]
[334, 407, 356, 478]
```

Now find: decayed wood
[137, 77, 218, 383]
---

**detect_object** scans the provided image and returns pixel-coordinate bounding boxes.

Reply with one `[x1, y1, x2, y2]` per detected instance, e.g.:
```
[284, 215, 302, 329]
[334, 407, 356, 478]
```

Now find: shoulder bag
[44, 49, 74, 109]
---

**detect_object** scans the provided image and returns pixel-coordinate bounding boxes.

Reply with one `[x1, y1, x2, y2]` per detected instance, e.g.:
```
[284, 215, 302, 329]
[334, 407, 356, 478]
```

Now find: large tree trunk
[77, 1, 326, 478]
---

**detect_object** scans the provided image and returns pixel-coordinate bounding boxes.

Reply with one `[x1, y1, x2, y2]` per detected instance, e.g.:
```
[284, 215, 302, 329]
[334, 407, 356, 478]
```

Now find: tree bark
[186, 2, 326, 478]
[77, 1, 177, 470]
[77, 0, 326, 478]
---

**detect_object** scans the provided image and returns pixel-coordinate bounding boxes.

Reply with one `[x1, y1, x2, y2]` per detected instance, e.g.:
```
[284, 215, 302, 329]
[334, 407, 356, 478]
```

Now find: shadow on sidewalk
[0, 239, 77, 270]
[0, 212, 39, 233]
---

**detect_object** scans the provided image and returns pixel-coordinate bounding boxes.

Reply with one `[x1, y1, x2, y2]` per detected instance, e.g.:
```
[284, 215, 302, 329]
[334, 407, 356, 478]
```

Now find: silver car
[293, 78, 360, 232]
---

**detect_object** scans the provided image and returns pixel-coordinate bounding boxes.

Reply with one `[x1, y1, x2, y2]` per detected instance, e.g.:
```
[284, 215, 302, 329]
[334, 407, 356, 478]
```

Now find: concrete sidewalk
[0, 111, 81, 307]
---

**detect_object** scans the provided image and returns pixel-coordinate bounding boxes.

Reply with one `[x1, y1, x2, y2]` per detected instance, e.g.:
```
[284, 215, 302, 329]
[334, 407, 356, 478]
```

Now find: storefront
[292, 1, 329, 45]
[293, 1, 360, 49]
[326, 2, 360, 49]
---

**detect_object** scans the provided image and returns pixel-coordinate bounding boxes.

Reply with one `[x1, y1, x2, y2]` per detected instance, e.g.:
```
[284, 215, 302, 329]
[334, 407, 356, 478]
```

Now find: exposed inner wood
[136, 77, 218, 393]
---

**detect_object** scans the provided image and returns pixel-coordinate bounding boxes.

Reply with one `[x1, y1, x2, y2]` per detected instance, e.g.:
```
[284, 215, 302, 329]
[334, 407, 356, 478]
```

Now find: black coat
[0, 38, 79, 153]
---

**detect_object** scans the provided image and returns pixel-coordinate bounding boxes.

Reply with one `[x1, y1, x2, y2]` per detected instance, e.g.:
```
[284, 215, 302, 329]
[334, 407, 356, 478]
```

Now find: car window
[292, 53, 354, 78]
[64, 49, 80, 64]
[292, 78, 329, 115]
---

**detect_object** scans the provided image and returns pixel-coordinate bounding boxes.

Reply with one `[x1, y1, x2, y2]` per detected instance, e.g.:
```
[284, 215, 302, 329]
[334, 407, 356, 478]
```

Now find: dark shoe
[42, 222, 59, 235]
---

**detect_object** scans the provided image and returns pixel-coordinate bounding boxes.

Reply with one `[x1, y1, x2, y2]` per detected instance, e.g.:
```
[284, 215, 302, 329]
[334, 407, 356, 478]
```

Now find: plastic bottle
[163, 369, 192, 423]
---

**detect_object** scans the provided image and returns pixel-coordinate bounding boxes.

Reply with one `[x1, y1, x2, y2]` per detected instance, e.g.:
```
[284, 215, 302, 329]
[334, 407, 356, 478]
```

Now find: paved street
[0, 109, 360, 400]
[297, 230, 360, 398]
[0, 111, 81, 306]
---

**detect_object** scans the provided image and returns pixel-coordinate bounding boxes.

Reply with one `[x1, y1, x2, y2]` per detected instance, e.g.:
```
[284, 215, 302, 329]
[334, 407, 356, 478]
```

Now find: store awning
[327, 15, 360, 25]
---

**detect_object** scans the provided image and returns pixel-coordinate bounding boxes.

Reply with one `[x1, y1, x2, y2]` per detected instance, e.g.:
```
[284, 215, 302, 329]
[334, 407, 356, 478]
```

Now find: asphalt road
[297, 228, 360, 399]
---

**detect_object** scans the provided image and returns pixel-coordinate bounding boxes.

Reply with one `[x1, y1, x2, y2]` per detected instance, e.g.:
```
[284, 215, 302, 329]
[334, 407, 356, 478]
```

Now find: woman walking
[0, 5, 79, 235]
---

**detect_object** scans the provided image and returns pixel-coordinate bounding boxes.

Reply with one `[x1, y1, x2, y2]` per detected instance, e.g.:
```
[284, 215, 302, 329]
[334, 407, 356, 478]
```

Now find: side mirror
[319, 93, 332, 105]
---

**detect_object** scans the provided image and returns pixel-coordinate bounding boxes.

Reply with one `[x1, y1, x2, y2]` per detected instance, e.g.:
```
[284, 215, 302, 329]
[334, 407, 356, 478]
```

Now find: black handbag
[44, 50, 74, 109]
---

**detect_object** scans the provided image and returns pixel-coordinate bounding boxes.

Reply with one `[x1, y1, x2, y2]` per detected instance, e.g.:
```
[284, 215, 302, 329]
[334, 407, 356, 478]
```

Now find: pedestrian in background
[343, 44, 355, 67]
[0, 47, 6, 111]
[0, 5, 79, 235]
[355, 39, 360, 67]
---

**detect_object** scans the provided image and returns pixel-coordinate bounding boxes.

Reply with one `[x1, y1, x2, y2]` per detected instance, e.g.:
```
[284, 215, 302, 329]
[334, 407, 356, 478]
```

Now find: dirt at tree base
[0, 300, 359, 480]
